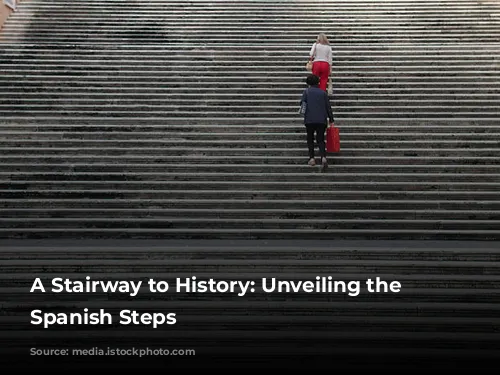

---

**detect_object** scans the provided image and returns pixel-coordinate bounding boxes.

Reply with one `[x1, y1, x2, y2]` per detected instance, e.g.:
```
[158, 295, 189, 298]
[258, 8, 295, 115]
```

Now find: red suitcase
[326, 124, 340, 153]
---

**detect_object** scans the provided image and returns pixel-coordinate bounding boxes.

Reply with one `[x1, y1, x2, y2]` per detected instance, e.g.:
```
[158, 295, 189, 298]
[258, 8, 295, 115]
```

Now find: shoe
[321, 157, 328, 171]
[308, 158, 316, 166]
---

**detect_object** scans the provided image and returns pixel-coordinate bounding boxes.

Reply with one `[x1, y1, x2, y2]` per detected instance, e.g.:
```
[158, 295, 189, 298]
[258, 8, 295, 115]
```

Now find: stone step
[0, 122, 496, 130]
[0, 139, 497, 149]
[9, 13, 498, 19]
[3, 93, 497, 101]
[2, 55, 498, 62]
[9, 7, 497, 13]
[10, 29, 495, 36]
[3, 99, 499, 108]
[1, 217, 500, 231]
[17, 1, 495, 6]
[2, 80, 495, 89]
[2, 173, 500, 184]
[2, 69, 497, 77]
[3, 82, 497, 94]
[2, 42, 496, 48]
[8, 12, 498, 18]
[12, 17, 495, 21]
[3, 90, 497, 99]
[4, 88, 496, 96]
[18, 3, 492, 7]
[2, 256, 500, 272]
[1, 179, 496, 192]
[8, 254, 497, 266]
[7, 68, 496, 75]
[4, 43, 495, 51]
[17, 1, 495, 7]
[1, 66, 497, 75]
[2, 177, 499, 188]
[9, 14, 498, 20]
[13, 21, 493, 27]
[4, 78, 497, 87]
[0, 147, 497, 157]
[2, 328, 498, 340]
[2, 44, 497, 51]
[4, 31, 498, 38]
[1, 241, 498, 258]
[6, 20, 499, 27]
[2, 132, 500, 141]
[1, 76, 497, 86]
[1, 121, 499, 131]
[5, 21, 499, 28]
[2, 53, 497, 61]
[3, 41, 497, 48]
[2, 163, 500, 174]
[6, 36, 497, 43]
[1, 110, 498, 119]
[0, 259, 498, 280]
[6, 239, 498, 258]
[0, 125, 498, 133]
[9, 36, 499, 43]
[6, 250, 500, 264]
[0, 227, 498, 240]
[2, 118, 498, 126]
[0, 155, 498, 165]
[1, 208, 500, 220]
[10, 12, 498, 19]
[2, 190, 499, 201]
[3, 92, 499, 101]
[14, 8, 496, 13]
[7, 27, 497, 34]
[1, 103, 497, 111]
[0, 157, 498, 167]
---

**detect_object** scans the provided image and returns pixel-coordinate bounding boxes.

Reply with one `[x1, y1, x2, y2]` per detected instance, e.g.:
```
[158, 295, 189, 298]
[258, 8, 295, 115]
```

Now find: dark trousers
[305, 123, 327, 159]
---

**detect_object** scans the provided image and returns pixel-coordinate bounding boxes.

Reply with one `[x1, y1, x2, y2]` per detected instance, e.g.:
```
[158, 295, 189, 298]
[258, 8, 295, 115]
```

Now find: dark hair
[306, 74, 320, 86]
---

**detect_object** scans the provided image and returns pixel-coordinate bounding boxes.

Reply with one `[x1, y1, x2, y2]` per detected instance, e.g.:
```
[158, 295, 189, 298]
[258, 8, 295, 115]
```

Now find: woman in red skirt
[308, 33, 332, 92]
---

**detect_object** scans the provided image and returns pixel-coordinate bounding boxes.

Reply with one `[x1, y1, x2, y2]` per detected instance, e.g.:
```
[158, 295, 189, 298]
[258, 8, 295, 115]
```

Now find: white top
[310, 43, 332, 66]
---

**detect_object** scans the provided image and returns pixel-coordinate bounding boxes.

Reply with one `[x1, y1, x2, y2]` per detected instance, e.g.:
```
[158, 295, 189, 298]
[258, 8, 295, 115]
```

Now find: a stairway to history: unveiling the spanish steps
[1, 0, 500, 370]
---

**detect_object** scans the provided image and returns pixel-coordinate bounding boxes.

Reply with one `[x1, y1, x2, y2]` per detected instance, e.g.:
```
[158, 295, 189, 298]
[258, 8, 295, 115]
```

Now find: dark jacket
[300, 86, 334, 125]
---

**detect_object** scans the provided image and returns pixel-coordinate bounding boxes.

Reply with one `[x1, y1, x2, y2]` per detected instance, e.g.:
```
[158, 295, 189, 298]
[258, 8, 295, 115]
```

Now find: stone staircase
[0, 0, 499, 240]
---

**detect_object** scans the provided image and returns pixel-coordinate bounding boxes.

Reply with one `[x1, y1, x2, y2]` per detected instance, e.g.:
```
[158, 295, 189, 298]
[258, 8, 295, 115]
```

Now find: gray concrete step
[1, 208, 500, 221]
[0, 139, 497, 149]
[0, 147, 498, 157]
[0, 181, 498, 193]
[3, 93, 499, 101]
[2, 100, 499, 109]
[2, 131, 500, 141]
[2, 164, 500, 174]
[0, 227, 498, 240]
[0, 155, 499, 165]
[1, 217, 499, 231]
[2, 117, 498, 126]
[0, 124, 498, 132]
[2, 190, 499, 201]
